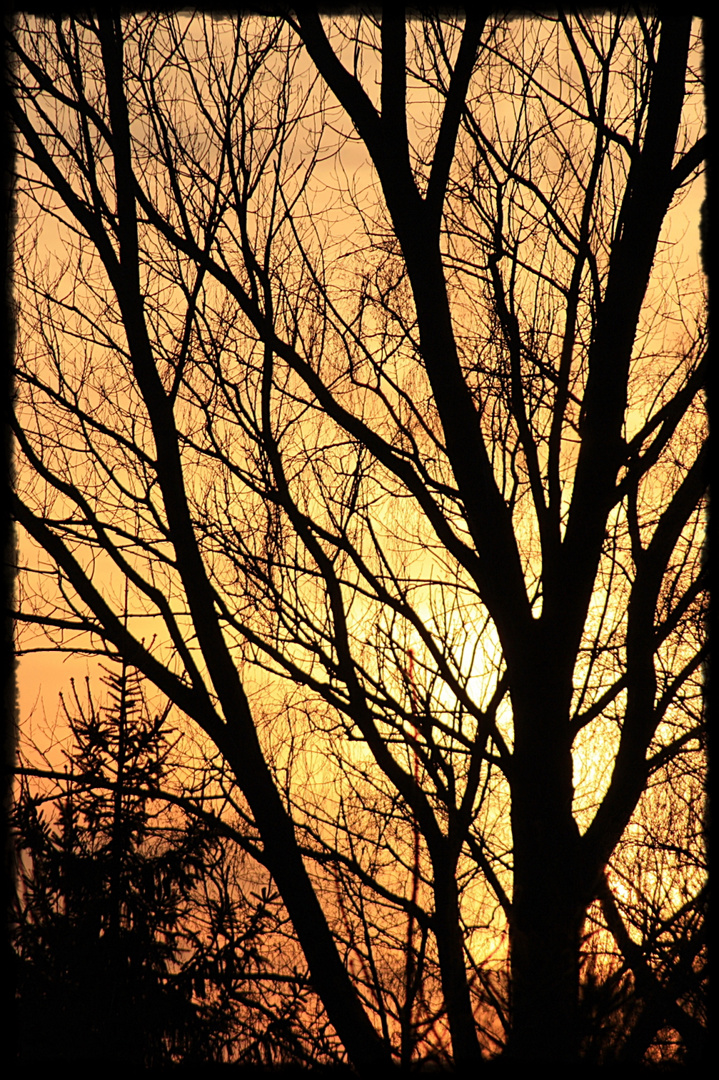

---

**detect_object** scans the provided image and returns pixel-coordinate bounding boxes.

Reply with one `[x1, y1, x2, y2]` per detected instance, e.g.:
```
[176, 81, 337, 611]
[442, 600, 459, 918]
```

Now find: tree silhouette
[13, 662, 359, 1067]
[12, 664, 217, 1064]
[13, 663, 347, 1067]
[8, 10, 706, 1067]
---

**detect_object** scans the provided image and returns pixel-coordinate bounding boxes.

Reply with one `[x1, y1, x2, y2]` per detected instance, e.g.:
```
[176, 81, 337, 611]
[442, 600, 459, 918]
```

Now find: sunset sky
[10, 12, 707, 1066]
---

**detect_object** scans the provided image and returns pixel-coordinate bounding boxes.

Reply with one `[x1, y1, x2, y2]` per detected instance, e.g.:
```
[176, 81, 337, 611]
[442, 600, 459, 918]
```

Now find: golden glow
[12, 11, 706, 1064]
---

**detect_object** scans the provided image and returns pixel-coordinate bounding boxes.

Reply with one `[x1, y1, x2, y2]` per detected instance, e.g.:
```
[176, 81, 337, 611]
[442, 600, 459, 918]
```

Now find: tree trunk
[508, 861, 584, 1061]
[507, 666, 584, 1062]
[213, 726, 394, 1075]
[431, 847, 483, 1065]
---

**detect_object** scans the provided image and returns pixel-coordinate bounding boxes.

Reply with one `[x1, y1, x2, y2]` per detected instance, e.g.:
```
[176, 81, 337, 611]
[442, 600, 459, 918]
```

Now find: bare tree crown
[9, 10, 706, 1068]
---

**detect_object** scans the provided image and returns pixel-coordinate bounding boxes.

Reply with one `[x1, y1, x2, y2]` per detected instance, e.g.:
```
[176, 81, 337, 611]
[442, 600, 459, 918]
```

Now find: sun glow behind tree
[9, 10, 706, 1067]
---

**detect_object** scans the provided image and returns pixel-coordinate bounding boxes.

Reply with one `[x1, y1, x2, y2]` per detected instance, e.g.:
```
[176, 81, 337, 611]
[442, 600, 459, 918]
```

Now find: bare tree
[8, 9, 706, 1067]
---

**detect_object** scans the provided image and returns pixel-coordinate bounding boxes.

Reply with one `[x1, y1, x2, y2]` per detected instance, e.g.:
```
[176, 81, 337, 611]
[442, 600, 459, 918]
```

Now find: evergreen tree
[12, 663, 220, 1065]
